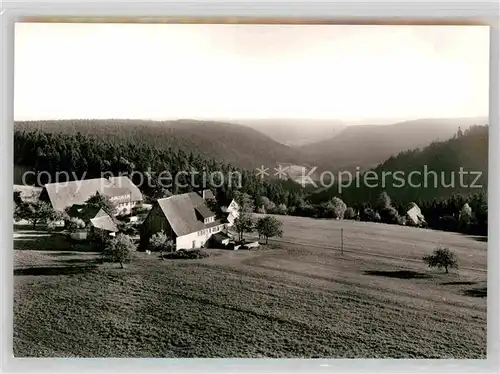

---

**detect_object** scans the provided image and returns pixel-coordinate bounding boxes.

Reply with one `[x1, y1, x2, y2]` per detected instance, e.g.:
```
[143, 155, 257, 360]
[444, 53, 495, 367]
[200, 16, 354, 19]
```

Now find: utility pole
[341, 228, 344, 255]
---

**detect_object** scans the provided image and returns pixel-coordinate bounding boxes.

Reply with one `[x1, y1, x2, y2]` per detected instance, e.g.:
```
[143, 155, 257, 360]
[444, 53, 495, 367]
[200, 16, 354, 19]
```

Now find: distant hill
[14, 119, 304, 171]
[299, 117, 488, 174]
[230, 119, 347, 146]
[309, 125, 488, 206]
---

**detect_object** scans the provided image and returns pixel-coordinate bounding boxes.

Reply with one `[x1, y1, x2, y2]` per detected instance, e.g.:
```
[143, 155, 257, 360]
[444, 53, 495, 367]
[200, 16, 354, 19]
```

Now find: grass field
[13, 216, 487, 358]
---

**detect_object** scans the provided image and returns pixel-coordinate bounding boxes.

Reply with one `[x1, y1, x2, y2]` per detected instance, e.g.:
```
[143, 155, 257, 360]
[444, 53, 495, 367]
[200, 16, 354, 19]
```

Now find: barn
[139, 192, 226, 250]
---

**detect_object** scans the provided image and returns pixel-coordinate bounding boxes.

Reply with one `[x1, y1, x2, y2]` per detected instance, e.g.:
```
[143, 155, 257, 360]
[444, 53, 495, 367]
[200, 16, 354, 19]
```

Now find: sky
[14, 23, 490, 122]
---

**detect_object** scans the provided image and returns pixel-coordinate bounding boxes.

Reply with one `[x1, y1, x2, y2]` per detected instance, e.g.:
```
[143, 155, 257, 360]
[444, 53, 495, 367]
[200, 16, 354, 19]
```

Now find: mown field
[13, 216, 487, 358]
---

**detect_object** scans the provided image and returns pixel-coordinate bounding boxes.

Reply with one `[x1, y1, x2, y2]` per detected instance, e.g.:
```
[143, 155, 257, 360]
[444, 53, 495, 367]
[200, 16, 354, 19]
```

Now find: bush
[423, 247, 458, 273]
[149, 231, 175, 259]
[380, 206, 400, 224]
[360, 207, 378, 222]
[274, 204, 288, 215]
[122, 225, 139, 236]
[46, 221, 57, 233]
[344, 207, 356, 220]
[256, 206, 266, 214]
[131, 206, 150, 216]
[90, 229, 112, 248]
[163, 248, 209, 260]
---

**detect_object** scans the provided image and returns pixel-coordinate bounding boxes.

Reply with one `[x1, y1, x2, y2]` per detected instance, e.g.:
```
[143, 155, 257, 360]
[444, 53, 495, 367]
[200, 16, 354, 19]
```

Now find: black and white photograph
[12, 21, 489, 359]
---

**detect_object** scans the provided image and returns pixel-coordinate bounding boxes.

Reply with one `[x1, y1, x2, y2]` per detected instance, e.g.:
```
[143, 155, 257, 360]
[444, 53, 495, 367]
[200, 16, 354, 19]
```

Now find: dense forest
[311, 125, 488, 206]
[13, 129, 307, 209]
[14, 119, 304, 171]
[14, 123, 488, 236]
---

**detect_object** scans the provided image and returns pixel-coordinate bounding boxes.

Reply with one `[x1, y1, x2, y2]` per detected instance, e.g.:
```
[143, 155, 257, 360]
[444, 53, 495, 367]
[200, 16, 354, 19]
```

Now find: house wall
[139, 204, 176, 250]
[115, 201, 133, 216]
[176, 224, 226, 250]
[226, 200, 240, 227]
[406, 206, 424, 226]
[110, 194, 141, 216]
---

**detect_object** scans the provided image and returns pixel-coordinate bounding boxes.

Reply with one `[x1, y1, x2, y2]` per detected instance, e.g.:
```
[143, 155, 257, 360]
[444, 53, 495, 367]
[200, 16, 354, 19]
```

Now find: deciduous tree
[102, 233, 136, 269]
[233, 214, 254, 243]
[256, 216, 283, 244]
[423, 247, 458, 273]
[85, 192, 117, 216]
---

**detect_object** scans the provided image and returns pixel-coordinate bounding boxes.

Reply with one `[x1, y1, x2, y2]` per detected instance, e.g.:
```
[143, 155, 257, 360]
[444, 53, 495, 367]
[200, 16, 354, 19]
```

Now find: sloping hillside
[309, 125, 488, 206]
[300, 117, 488, 173]
[14, 119, 304, 171]
[231, 119, 346, 146]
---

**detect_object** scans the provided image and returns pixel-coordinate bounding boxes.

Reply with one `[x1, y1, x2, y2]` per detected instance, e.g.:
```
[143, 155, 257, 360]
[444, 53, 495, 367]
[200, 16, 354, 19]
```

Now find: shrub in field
[380, 206, 400, 224]
[273, 203, 288, 215]
[163, 248, 209, 260]
[423, 247, 458, 273]
[360, 206, 380, 222]
[90, 229, 112, 248]
[149, 231, 175, 259]
[101, 233, 136, 269]
[344, 207, 356, 220]
[256, 216, 283, 244]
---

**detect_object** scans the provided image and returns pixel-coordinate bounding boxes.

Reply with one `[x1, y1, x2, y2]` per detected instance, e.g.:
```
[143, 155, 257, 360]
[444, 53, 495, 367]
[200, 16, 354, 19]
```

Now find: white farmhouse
[139, 192, 226, 250]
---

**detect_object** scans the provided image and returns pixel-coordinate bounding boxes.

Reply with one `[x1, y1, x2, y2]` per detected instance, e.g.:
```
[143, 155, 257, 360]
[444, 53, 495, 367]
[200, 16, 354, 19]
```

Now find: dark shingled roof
[157, 192, 221, 237]
[68, 205, 103, 222]
[41, 176, 142, 211]
[195, 204, 214, 219]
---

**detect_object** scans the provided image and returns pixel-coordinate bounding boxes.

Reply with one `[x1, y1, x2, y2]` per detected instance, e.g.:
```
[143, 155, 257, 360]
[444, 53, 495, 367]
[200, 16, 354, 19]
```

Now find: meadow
[13, 216, 487, 358]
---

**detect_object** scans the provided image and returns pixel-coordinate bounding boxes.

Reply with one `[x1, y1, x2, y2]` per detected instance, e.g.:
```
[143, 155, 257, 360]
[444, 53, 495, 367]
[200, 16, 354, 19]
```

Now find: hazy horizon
[14, 23, 489, 123]
[13, 115, 489, 126]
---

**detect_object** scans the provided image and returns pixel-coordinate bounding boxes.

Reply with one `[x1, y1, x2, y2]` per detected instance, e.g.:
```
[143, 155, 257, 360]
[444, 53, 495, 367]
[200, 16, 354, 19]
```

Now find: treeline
[249, 190, 487, 236]
[14, 130, 306, 208]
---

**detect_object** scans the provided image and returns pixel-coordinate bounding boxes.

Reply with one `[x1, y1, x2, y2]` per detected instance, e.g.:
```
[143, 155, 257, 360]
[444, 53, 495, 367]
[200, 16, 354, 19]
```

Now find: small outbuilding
[406, 202, 426, 227]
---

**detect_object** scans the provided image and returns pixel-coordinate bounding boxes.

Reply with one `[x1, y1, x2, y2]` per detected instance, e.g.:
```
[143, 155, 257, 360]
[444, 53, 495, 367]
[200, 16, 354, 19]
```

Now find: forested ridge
[14, 119, 303, 171]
